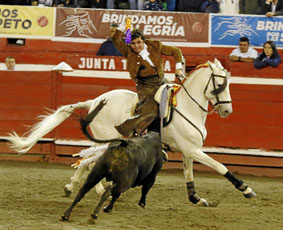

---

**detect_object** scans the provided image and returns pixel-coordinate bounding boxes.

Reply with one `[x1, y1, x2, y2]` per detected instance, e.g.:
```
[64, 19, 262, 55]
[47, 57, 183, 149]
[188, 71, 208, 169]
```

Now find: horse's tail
[7, 100, 94, 153]
[80, 99, 128, 145]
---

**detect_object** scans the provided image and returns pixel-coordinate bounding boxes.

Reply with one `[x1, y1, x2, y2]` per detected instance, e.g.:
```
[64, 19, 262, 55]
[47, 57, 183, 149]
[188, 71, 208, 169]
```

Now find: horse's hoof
[243, 187, 256, 198]
[63, 187, 72, 197]
[88, 216, 97, 224]
[196, 198, 209, 207]
[103, 206, 112, 213]
[60, 215, 68, 221]
[162, 150, 168, 163]
[138, 202, 146, 208]
[91, 213, 98, 220]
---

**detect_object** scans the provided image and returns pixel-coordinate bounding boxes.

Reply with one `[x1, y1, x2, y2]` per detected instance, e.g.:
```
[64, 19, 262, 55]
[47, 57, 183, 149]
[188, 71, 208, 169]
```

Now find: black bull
[61, 100, 164, 222]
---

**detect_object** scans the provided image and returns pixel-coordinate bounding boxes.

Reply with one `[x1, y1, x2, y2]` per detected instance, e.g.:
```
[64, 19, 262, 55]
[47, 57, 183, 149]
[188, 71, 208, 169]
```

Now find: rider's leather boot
[115, 113, 156, 137]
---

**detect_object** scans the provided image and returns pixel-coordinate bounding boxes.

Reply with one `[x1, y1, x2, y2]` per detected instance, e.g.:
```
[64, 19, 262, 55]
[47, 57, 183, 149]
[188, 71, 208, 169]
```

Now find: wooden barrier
[0, 37, 282, 177]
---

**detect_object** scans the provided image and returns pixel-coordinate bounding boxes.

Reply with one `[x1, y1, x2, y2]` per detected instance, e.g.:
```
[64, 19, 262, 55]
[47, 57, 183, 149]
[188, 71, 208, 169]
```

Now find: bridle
[172, 65, 232, 142]
[176, 66, 232, 114]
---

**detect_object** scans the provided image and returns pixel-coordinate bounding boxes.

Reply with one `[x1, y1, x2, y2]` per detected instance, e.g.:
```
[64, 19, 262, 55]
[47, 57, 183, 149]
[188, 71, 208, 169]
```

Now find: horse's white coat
[8, 59, 233, 196]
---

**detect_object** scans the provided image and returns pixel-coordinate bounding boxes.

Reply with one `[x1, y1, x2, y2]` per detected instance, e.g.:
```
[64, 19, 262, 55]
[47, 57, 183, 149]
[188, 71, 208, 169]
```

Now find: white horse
[8, 59, 255, 206]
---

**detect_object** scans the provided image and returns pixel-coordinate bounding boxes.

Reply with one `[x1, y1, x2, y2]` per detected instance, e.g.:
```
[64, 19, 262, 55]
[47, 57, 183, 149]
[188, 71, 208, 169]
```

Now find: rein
[172, 106, 205, 143]
[172, 66, 232, 143]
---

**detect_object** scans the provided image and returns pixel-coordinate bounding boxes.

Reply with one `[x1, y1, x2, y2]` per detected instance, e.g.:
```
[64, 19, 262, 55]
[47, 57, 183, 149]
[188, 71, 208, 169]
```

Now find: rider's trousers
[115, 75, 162, 137]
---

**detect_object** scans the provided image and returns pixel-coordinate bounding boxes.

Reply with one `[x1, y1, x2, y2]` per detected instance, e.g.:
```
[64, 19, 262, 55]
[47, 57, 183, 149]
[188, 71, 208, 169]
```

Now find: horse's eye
[217, 84, 223, 87]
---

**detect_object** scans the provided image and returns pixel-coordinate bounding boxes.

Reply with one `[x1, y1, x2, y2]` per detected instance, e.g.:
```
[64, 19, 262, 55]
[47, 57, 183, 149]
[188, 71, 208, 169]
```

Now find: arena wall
[0, 42, 282, 177]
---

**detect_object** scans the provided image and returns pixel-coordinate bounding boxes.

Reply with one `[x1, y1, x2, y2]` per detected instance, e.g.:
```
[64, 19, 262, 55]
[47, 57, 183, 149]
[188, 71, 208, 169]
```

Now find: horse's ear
[207, 60, 214, 71]
[207, 60, 212, 67]
[214, 58, 223, 69]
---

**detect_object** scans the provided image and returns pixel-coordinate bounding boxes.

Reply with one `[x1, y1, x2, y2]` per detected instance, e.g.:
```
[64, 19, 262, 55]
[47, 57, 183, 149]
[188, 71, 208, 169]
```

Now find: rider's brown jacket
[112, 30, 182, 81]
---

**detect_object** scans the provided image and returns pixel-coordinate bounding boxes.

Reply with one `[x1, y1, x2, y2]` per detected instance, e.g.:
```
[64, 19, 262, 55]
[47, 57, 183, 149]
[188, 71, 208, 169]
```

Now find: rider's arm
[112, 24, 129, 57]
[159, 42, 183, 76]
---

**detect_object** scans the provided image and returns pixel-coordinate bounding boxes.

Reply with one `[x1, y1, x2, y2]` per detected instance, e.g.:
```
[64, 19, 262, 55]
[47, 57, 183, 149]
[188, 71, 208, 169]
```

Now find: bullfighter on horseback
[112, 18, 184, 137]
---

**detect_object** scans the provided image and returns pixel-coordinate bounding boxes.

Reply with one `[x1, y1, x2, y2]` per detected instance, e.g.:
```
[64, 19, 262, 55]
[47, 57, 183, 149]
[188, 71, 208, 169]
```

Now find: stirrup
[162, 150, 168, 163]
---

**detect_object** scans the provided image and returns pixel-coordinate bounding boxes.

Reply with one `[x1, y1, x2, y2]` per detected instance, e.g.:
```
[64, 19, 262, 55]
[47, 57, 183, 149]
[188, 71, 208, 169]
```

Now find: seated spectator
[143, 0, 164, 10]
[239, 0, 262, 14]
[137, 0, 145, 9]
[31, 0, 66, 6]
[1, 0, 31, 5]
[261, 0, 283, 17]
[254, 41, 281, 69]
[177, 0, 202, 12]
[165, 0, 176, 11]
[5, 56, 16, 71]
[200, 0, 220, 13]
[218, 0, 240, 14]
[230, 37, 258, 63]
[107, 0, 137, 9]
[90, 0, 107, 8]
[96, 23, 122, 56]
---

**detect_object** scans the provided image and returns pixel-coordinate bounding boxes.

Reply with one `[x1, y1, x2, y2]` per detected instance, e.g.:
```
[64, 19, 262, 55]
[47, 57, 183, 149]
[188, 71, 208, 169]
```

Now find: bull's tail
[80, 99, 128, 145]
[7, 100, 94, 153]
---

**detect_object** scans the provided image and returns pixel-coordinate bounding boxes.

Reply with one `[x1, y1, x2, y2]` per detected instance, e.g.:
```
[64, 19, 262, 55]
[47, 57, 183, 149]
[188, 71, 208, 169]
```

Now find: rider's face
[239, 41, 249, 53]
[130, 37, 144, 53]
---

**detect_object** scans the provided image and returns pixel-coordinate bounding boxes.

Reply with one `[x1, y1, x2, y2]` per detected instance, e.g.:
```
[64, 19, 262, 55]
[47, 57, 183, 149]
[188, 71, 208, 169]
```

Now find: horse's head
[205, 59, 233, 118]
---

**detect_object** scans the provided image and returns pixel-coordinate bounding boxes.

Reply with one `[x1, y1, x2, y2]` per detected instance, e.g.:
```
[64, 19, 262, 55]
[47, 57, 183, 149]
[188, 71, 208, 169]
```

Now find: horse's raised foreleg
[185, 149, 255, 201]
[64, 164, 105, 197]
[183, 156, 209, 206]
[64, 166, 88, 196]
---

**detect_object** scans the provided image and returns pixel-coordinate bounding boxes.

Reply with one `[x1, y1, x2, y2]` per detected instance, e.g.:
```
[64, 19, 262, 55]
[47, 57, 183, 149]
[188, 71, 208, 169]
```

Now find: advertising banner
[55, 8, 209, 45]
[0, 5, 54, 38]
[66, 56, 175, 72]
[211, 15, 283, 48]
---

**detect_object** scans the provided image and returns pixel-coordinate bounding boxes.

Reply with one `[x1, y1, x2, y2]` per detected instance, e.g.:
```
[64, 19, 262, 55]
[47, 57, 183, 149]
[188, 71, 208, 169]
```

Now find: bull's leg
[103, 185, 121, 213]
[88, 163, 105, 195]
[64, 164, 105, 197]
[61, 171, 104, 221]
[139, 162, 162, 208]
[89, 185, 112, 222]
[183, 156, 209, 206]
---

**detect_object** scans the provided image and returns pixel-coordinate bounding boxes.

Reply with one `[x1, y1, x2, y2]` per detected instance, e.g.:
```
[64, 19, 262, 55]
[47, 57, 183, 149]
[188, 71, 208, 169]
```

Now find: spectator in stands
[177, 0, 202, 12]
[96, 23, 122, 56]
[165, 0, 176, 11]
[90, 0, 107, 8]
[200, 0, 220, 13]
[260, 0, 283, 17]
[31, 0, 66, 6]
[254, 41, 281, 69]
[1, 0, 31, 5]
[136, 0, 145, 9]
[239, 0, 262, 14]
[230, 37, 258, 63]
[107, 0, 138, 9]
[143, 0, 164, 10]
[112, 20, 183, 137]
[218, 0, 240, 14]
[5, 56, 16, 71]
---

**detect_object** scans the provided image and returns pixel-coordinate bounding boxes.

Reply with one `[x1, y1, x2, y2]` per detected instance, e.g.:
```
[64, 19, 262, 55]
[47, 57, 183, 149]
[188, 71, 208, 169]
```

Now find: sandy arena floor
[0, 160, 282, 230]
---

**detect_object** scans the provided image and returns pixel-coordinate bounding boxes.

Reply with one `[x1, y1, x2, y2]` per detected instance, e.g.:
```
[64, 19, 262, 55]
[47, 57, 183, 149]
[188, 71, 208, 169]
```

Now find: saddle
[130, 84, 180, 122]
[154, 84, 180, 122]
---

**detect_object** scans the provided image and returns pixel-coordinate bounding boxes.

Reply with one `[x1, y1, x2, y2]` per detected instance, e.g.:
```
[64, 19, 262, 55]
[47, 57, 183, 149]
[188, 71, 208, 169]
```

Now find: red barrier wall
[0, 38, 282, 177]
[1, 67, 282, 151]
